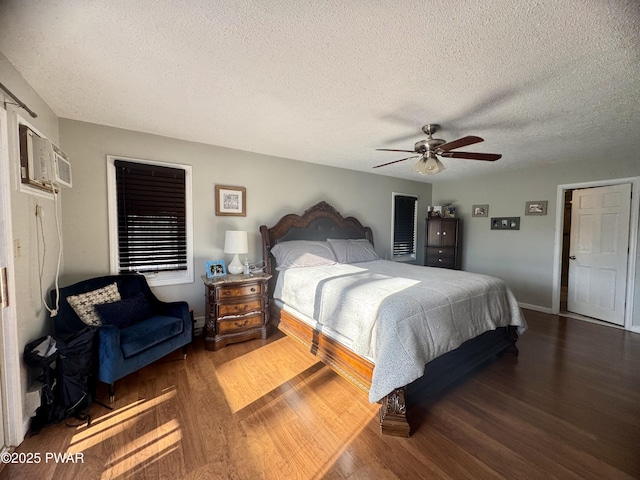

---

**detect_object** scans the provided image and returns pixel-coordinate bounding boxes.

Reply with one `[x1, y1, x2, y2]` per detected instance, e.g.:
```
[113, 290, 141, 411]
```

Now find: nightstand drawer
[217, 313, 264, 333]
[426, 247, 455, 257]
[426, 247, 456, 268]
[426, 257, 455, 268]
[218, 299, 262, 317]
[216, 283, 262, 300]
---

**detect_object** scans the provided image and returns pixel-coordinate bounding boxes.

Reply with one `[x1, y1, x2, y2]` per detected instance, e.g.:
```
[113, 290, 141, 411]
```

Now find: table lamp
[224, 230, 248, 274]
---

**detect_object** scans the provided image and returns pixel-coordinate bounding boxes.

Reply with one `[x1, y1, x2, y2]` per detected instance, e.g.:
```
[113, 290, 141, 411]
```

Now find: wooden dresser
[424, 216, 460, 269]
[202, 272, 271, 351]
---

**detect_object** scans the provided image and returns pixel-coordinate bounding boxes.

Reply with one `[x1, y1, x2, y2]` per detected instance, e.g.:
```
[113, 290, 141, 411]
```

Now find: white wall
[59, 119, 432, 320]
[432, 157, 640, 327]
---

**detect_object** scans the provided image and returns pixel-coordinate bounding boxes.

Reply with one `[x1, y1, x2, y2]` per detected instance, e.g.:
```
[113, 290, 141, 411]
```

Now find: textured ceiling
[0, 0, 638, 182]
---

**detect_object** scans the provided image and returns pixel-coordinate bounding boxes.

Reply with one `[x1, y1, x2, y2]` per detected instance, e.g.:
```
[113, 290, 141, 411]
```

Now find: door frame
[0, 105, 24, 446]
[552, 177, 640, 332]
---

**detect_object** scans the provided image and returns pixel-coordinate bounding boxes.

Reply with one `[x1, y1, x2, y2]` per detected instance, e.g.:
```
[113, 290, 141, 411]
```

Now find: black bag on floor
[55, 326, 98, 419]
[24, 335, 63, 432]
[24, 326, 98, 434]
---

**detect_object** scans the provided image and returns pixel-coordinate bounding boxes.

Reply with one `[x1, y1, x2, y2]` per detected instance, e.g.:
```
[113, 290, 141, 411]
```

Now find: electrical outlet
[35, 205, 44, 217]
[14, 239, 21, 258]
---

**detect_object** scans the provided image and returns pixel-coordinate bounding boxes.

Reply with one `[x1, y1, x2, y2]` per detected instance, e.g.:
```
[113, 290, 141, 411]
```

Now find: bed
[259, 201, 526, 437]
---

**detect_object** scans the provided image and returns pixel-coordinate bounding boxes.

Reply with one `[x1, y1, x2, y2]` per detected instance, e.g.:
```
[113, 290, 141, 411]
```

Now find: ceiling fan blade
[437, 136, 484, 152]
[373, 156, 420, 169]
[439, 151, 502, 161]
[375, 148, 416, 153]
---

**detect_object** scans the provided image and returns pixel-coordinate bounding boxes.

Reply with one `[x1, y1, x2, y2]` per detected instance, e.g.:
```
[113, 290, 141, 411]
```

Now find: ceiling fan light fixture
[413, 154, 446, 175]
[374, 123, 499, 173]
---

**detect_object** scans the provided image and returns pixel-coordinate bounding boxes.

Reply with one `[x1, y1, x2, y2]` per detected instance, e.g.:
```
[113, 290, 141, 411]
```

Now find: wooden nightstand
[201, 273, 272, 351]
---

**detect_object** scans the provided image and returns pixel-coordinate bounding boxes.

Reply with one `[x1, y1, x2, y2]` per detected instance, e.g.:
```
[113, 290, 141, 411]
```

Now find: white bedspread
[274, 260, 527, 403]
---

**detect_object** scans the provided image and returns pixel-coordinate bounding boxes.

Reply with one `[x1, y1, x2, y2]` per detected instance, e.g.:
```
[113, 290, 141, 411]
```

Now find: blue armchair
[51, 274, 192, 403]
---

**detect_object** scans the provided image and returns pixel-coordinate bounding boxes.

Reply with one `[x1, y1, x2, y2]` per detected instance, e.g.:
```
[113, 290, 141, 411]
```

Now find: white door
[0, 106, 9, 450]
[0, 263, 6, 451]
[568, 183, 631, 325]
[1, 105, 24, 448]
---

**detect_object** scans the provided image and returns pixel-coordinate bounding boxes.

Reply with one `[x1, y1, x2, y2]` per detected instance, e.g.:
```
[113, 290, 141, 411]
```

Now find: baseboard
[518, 302, 553, 314]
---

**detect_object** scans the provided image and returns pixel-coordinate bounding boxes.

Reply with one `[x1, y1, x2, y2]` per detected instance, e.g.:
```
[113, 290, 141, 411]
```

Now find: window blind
[393, 195, 417, 257]
[115, 160, 187, 273]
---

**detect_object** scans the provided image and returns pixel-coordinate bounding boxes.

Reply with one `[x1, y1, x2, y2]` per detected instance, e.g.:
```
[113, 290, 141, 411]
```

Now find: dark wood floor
[3, 309, 639, 479]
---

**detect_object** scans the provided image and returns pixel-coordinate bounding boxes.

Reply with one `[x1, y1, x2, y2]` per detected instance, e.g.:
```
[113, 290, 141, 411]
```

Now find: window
[391, 193, 418, 261]
[107, 156, 193, 286]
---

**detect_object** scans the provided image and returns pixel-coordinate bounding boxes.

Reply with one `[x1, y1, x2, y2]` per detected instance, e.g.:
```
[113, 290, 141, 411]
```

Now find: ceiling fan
[373, 124, 501, 175]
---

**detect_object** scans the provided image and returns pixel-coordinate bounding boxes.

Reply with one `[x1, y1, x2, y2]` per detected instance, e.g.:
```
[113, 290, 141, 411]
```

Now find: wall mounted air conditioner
[19, 125, 72, 189]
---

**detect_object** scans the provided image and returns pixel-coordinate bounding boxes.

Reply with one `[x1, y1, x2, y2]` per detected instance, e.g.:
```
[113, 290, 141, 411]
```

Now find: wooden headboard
[259, 201, 374, 283]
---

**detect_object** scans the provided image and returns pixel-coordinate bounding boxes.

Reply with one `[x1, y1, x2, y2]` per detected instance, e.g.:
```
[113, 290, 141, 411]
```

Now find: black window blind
[393, 195, 417, 257]
[115, 160, 187, 273]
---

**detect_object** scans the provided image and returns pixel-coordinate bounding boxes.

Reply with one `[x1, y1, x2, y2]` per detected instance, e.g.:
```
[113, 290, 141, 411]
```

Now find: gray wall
[58, 119, 432, 319]
[432, 157, 640, 325]
[1, 51, 62, 437]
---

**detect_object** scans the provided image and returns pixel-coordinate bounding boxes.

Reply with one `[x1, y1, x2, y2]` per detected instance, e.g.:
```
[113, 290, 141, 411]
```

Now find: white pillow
[327, 238, 379, 264]
[271, 240, 337, 270]
[66, 283, 122, 326]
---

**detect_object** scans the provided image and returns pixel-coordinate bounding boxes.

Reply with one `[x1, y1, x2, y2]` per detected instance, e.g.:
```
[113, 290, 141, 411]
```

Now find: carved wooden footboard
[260, 201, 519, 437]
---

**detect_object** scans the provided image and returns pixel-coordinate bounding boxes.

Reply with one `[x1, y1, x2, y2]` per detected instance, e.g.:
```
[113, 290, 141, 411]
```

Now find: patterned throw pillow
[66, 283, 122, 326]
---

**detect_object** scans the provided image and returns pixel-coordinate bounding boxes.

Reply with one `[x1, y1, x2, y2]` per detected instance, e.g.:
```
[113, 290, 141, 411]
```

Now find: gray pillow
[271, 240, 337, 270]
[327, 238, 379, 264]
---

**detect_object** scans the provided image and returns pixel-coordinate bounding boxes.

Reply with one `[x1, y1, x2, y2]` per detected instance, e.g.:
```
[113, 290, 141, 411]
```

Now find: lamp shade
[224, 231, 248, 254]
[413, 153, 446, 175]
[224, 230, 248, 274]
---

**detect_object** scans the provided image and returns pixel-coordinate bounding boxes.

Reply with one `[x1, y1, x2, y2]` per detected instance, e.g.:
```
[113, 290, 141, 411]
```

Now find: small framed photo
[525, 201, 547, 216]
[215, 185, 246, 216]
[491, 217, 520, 230]
[427, 205, 443, 218]
[472, 204, 489, 217]
[206, 260, 227, 278]
[443, 206, 456, 218]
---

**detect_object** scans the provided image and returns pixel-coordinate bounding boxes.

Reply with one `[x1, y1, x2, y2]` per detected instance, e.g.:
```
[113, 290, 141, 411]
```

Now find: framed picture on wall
[472, 204, 489, 217]
[215, 185, 246, 216]
[525, 200, 547, 215]
[491, 217, 520, 230]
